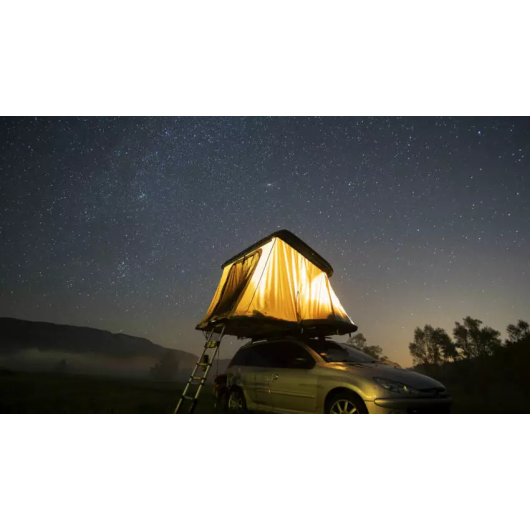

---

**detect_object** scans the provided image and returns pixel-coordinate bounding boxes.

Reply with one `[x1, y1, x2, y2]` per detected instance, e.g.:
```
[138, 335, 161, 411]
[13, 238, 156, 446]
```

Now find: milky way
[1, 117, 529, 365]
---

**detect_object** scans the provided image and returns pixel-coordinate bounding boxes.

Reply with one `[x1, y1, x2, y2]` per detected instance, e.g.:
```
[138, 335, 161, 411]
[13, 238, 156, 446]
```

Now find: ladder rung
[174, 325, 225, 414]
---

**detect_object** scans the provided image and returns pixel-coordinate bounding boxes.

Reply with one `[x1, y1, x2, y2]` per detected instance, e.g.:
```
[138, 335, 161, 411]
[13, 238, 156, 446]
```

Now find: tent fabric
[205, 250, 261, 320]
[196, 231, 357, 338]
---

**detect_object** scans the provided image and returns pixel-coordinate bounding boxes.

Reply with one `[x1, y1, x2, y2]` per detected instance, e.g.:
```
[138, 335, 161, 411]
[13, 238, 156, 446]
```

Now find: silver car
[225, 338, 452, 413]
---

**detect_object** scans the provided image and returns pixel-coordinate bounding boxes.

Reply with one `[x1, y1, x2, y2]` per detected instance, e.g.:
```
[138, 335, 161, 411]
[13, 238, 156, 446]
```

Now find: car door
[227, 347, 257, 405]
[265, 341, 319, 413]
[244, 344, 274, 410]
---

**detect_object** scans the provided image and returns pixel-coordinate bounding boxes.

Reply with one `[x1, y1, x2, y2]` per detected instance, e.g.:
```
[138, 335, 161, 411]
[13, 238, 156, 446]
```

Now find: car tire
[228, 387, 248, 414]
[326, 391, 367, 414]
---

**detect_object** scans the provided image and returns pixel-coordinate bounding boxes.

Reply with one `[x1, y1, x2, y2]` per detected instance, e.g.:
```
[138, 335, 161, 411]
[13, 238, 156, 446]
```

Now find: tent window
[212, 250, 260, 317]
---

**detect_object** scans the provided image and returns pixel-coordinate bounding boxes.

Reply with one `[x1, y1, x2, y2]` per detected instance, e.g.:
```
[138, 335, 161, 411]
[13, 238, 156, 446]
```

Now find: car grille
[406, 388, 451, 413]
[418, 387, 449, 398]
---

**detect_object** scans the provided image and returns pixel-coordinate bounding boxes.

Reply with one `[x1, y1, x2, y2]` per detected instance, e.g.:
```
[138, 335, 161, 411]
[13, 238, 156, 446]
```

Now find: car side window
[230, 344, 277, 368]
[228, 348, 248, 367]
[258, 342, 315, 369]
[245, 345, 272, 367]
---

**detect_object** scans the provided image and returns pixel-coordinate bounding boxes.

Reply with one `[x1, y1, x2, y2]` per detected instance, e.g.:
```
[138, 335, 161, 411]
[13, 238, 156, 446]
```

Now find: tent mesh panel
[211, 251, 260, 318]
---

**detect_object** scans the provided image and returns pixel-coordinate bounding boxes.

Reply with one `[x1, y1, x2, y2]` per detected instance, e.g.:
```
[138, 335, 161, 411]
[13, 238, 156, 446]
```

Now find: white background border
[1, 1, 528, 528]
[1, 1, 528, 116]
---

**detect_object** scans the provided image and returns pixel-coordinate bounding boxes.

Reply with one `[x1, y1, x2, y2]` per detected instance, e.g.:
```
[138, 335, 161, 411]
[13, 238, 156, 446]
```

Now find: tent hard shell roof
[222, 230, 334, 278]
[196, 230, 357, 338]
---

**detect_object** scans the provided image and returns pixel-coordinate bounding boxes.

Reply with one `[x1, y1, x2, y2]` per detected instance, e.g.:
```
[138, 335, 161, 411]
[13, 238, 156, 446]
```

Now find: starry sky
[1, 117, 529, 367]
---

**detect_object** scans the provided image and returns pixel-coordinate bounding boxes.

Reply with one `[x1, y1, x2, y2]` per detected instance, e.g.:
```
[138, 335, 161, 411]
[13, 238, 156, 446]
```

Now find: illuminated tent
[196, 230, 357, 338]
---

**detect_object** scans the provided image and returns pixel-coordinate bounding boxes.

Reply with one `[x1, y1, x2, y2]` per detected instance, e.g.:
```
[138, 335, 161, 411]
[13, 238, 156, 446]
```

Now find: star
[0, 116, 528, 367]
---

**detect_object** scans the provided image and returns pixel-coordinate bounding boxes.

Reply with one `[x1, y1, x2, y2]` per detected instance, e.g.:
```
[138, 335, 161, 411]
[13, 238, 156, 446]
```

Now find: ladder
[174, 326, 225, 414]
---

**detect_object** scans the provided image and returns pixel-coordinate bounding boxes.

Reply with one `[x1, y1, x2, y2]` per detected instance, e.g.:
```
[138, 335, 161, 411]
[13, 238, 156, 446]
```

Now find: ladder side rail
[188, 348, 216, 412]
[188, 326, 225, 413]
[174, 328, 216, 413]
[178, 361, 202, 405]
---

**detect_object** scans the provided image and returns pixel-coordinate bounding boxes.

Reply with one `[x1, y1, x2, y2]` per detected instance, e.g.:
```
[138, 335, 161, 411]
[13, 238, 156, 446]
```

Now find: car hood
[332, 362, 445, 390]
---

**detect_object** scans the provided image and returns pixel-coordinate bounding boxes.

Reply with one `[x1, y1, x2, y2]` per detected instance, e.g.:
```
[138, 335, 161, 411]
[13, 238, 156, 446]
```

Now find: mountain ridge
[0, 317, 199, 379]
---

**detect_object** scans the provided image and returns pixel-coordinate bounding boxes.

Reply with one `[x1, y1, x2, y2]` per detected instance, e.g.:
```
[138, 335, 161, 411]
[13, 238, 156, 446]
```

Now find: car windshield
[309, 341, 378, 364]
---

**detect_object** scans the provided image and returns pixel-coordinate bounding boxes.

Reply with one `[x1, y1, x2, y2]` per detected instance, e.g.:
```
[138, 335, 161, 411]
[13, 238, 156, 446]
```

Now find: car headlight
[374, 377, 421, 395]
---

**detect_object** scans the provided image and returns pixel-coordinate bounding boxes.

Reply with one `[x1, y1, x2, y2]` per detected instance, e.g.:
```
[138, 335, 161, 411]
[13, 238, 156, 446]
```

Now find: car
[223, 337, 452, 414]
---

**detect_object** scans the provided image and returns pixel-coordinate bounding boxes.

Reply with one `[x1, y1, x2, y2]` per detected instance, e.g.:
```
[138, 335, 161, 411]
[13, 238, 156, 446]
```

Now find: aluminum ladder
[174, 326, 225, 414]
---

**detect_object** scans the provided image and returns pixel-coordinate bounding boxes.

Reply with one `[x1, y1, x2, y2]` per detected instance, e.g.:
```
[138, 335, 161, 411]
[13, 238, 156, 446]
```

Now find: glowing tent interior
[196, 230, 357, 338]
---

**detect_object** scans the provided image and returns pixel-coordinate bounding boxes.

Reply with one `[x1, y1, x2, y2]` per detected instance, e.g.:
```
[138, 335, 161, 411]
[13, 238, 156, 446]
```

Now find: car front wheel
[228, 387, 247, 413]
[326, 391, 367, 414]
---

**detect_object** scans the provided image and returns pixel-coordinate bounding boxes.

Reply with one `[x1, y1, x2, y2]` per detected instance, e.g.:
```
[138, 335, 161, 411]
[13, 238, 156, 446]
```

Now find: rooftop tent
[196, 230, 357, 338]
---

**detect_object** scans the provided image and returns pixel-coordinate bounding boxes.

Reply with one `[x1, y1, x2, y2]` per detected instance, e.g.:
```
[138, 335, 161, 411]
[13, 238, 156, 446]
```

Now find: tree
[409, 325, 454, 366]
[347, 333, 383, 360]
[347, 333, 367, 351]
[363, 344, 383, 360]
[150, 351, 180, 381]
[506, 320, 530, 344]
[453, 317, 501, 358]
[438, 331, 459, 361]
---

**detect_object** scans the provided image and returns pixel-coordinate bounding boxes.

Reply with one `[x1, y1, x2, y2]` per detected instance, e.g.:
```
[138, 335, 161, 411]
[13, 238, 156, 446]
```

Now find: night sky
[1, 117, 529, 367]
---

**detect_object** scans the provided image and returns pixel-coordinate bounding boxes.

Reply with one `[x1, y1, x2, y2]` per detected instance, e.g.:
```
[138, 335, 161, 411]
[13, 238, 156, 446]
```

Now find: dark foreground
[2, 366, 528, 413]
[0, 370, 216, 414]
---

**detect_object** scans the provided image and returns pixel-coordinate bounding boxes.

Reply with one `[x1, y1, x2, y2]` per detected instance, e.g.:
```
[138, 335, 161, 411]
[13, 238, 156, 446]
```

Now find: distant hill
[0, 317, 198, 380]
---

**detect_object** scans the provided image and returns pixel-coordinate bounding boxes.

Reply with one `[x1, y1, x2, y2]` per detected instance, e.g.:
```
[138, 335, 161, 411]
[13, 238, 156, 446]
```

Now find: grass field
[0, 370, 217, 414]
[3, 367, 527, 413]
